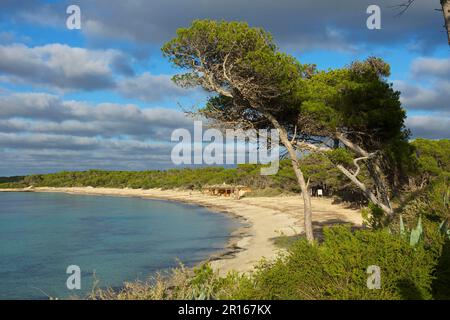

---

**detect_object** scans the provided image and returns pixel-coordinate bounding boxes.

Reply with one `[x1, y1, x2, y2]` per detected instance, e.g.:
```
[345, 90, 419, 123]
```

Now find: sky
[0, 0, 449, 176]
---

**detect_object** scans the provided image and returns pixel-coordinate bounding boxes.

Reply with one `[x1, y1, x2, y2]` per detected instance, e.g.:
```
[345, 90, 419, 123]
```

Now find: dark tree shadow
[312, 219, 363, 242]
[397, 278, 425, 300]
[432, 240, 450, 300]
[271, 219, 364, 249]
[0, 176, 24, 183]
[331, 198, 365, 211]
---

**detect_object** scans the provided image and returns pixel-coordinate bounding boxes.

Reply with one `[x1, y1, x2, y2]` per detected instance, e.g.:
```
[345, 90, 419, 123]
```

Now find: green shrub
[234, 225, 436, 300]
[432, 240, 450, 300]
[362, 203, 385, 229]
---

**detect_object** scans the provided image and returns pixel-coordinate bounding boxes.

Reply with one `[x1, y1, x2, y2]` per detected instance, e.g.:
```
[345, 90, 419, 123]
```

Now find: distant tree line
[1, 138, 448, 205]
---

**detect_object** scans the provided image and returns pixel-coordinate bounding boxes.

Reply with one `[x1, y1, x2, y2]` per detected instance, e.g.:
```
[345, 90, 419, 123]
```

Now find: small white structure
[317, 189, 323, 197]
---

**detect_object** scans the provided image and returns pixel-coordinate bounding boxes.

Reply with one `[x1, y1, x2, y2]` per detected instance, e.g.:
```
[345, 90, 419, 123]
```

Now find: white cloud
[394, 56, 450, 114]
[411, 57, 450, 80]
[117, 72, 192, 102]
[0, 92, 193, 139]
[0, 43, 128, 91]
[0, 91, 196, 175]
[0, 132, 175, 176]
[0, 43, 199, 102]
[394, 80, 450, 112]
[406, 115, 450, 139]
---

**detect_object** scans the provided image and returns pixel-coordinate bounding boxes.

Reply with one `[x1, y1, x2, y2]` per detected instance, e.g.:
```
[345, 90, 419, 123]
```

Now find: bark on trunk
[283, 138, 314, 243]
[442, 0, 450, 45]
[335, 133, 394, 216]
[264, 114, 314, 243]
[337, 164, 393, 215]
[367, 160, 393, 215]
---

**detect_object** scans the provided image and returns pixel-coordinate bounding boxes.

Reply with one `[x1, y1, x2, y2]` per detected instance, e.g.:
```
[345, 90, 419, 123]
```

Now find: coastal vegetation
[1, 19, 448, 300]
[2, 138, 449, 300]
[89, 151, 449, 300]
[0, 157, 342, 193]
[161, 20, 416, 242]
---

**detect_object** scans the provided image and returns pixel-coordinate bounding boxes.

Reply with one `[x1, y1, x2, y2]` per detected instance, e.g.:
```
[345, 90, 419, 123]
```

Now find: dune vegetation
[86, 138, 449, 300]
[1, 18, 448, 300]
[2, 138, 449, 300]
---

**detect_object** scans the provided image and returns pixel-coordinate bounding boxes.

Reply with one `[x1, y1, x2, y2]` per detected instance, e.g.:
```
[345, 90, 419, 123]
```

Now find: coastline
[0, 187, 363, 275]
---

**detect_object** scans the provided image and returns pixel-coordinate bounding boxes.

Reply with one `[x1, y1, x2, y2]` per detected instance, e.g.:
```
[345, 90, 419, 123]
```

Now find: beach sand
[0, 187, 363, 275]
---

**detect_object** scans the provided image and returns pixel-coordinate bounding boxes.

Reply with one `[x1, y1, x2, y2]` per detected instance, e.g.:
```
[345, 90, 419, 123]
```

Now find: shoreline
[0, 187, 363, 275]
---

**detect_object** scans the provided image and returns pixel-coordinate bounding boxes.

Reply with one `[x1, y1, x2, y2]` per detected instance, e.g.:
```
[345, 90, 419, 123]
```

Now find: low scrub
[242, 226, 436, 300]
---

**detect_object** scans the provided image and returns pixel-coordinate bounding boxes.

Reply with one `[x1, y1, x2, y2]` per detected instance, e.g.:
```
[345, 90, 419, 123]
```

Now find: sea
[0, 192, 239, 299]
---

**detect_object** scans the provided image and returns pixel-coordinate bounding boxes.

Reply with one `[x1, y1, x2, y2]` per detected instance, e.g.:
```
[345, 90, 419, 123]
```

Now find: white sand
[0, 187, 363, 275]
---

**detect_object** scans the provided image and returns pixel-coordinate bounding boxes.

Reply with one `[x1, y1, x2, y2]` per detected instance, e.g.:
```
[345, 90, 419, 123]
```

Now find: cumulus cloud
[0, 91, 195, 175]
[0, 132, 172, 152]
[406, 115, 450, 139]
[411, 57, 450, 80]
[0, 43, 132, 91]
[0, 92, 193, 139]
[394, 56, 450, 112]
[395, 56, 450, 140]
[117, 72, 192, 102]
[0, 43, 198, 102]
[395, 80, 450, 112]
[0, 137, 175, 176]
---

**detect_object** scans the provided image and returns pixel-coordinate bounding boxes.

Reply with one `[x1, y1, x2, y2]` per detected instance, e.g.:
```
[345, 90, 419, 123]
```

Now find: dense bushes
[235, 226, 436, 300]
[399, 178, 449, 230]
[412, 139, 450, 176]
[395, 178, 450, 299]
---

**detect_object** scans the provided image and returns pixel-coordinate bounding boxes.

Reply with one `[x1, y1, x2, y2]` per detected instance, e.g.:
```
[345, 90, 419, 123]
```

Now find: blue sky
[0, 0, 449, 176]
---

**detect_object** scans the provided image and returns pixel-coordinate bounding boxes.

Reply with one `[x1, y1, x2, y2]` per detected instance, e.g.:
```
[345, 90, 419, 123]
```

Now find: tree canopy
[302, 57, 414, 211]
[162, 19, 420, 238]
[163, 20, 318, 241]
[162, 20, 312, 130]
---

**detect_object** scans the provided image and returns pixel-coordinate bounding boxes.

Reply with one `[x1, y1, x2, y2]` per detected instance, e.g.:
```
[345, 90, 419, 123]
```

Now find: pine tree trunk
[337, 164, 393, 215]
[367, 160, 393, 215]
[335, 133, 394, 216]
[264, 114, 314, 243]
[443, 0, 450, 45]
[283, 141, 314, 242]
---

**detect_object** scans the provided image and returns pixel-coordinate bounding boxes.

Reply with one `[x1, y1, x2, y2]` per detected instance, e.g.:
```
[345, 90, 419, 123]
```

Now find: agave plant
[439, 219, 450, 240]
[399, 214, 423, 246]
[410, 216, 423, 246]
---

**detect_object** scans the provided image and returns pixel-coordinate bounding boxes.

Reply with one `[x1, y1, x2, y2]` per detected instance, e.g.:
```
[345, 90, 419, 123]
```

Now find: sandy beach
[0, 187, 363, 275]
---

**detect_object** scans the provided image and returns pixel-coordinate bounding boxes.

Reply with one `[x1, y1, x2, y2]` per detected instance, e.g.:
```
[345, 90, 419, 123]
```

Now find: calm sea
[0, 192, 239, 299]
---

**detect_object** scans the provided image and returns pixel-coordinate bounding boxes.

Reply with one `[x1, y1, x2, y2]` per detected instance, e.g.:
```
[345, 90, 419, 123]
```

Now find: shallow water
[0, 192, 239, 299]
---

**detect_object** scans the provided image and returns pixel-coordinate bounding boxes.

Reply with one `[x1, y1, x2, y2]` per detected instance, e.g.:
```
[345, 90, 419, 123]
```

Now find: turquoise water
[0, 192, 239, 300]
